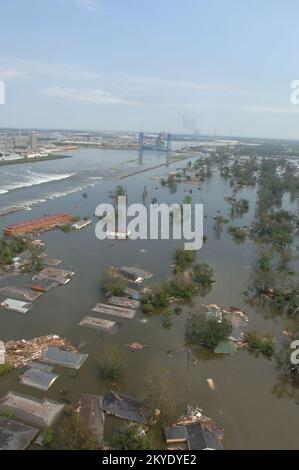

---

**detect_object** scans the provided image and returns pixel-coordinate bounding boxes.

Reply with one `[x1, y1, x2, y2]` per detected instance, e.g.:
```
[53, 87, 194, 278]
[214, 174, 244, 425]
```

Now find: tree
[192, 263, 214, 287]
[141, 369, 183, 425]
[111, 426, 152, 450]
[109, 185, 127, 205]
[244, 331, 275, 357]
[54, 413, 98, 450]
[28, 241, 44, 272]
[101, 269, 126, 296]
[0, 236, 28, 266]
[97, 345, 124, 380]
[183, 195, 192, 205]
[174, 248, 196, 271]
[185, 311, 232, 349]
[162, 307, 174, 329]
[0, 363, 13, 376]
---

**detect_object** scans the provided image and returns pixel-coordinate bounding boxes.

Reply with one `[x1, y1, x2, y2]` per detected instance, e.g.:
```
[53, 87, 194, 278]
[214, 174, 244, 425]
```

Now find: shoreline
[0, 154, 197, 218]
[0, 154, 72, 167]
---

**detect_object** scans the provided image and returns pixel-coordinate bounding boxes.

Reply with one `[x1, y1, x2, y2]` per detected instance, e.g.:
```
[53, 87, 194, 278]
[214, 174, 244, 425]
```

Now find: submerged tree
[101, 269, 126, 296]
[192, 263, 214, 288]
[111, 425, 152, 450]
[54, 413, 98, 450]
[174, 248, 196, 272]
[244, 331, 275, 357]
[97, 344, 124, 380]
[109, 185, 127, 205]
[185, 311, 232, 350]
[140, 368, 183, 426]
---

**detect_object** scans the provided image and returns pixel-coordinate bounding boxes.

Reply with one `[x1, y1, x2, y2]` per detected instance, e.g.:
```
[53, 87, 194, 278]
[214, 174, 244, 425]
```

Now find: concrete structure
[30, 131, 37, 151]
[4, 213, 72, 236]
[14, 136, 29, 150]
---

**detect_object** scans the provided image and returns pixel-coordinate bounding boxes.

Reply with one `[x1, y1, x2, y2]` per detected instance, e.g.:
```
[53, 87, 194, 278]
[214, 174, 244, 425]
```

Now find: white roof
[1, 298, 32, 314]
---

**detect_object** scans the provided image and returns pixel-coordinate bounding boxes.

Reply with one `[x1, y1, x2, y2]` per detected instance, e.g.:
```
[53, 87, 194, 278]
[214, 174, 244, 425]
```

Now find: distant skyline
[1, 0, 299, 139]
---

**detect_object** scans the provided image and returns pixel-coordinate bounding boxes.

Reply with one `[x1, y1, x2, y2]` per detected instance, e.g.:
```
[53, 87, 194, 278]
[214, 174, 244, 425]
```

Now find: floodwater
[0, 149, 298, 450]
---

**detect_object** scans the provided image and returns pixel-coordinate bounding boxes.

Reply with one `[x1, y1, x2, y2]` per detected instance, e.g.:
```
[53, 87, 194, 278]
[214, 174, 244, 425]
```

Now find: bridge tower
[139, 132, 144, 150]
[166, 133, 172, 152]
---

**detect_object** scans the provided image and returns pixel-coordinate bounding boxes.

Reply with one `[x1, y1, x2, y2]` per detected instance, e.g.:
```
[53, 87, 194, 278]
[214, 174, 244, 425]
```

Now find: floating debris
[207, 378, 216, 391]
[5, 335, 76, 368]
[43, 257, 62, 267]
[125, 343, 147, 351]
[282, 330, 294, 338]
[178, 405, 222, 434]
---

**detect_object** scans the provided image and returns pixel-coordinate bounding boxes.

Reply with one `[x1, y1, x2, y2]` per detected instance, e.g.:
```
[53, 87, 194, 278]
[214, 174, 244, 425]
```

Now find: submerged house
[0, 392, 64, 428]
[0, 298, 32, 314]
[0, 416, 39, 450]
[164, 423, 222, 450]
[102, 391, 152, 426]
[41, 347, 88, 370]
[77, 394, 105, 447]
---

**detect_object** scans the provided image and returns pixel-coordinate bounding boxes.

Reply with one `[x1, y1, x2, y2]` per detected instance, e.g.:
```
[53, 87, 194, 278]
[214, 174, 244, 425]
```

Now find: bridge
[139, 132, 172, 152]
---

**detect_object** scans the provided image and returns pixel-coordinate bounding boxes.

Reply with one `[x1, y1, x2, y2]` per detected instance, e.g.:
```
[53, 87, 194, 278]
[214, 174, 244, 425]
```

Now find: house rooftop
[0, 416, 39, 450]
[102, 391, 152, 425]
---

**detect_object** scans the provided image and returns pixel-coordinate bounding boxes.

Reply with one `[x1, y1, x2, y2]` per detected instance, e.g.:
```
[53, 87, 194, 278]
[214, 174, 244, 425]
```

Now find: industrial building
[4, 213, 72, 236]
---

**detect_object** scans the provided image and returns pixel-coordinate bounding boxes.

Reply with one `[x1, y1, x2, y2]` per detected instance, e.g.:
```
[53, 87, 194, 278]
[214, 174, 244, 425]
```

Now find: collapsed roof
[102, 391, 152, 425]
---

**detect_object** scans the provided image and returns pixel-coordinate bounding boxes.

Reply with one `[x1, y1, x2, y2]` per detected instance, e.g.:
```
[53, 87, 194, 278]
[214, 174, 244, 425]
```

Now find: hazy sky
[1, 0, 299, 138]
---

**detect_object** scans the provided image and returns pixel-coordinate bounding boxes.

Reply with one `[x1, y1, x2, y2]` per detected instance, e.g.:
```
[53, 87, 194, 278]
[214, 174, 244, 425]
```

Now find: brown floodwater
[0, 149, 298, 449]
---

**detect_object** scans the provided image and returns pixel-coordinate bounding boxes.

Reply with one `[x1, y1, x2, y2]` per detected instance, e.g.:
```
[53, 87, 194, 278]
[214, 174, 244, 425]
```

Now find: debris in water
[125, 343, 147, 351]
[207, 378, 216, 391]
[5, 335, 76, 368]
